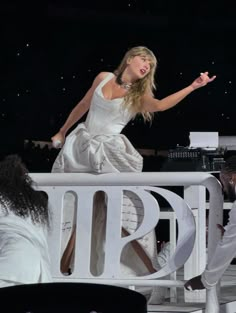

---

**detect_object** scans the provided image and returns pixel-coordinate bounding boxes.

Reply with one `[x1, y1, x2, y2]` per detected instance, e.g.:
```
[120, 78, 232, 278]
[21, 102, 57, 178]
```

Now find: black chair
[0, 282, 147, 313]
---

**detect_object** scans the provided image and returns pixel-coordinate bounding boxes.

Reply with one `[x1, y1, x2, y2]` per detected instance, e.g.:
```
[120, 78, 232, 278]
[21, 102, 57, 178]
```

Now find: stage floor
[146, 264, 236, 312]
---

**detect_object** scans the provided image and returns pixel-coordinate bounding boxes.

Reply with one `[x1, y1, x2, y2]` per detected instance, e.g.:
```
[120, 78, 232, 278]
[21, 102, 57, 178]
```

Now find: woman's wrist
[188, 84, 195, 92]
[59, 128, 66, 136]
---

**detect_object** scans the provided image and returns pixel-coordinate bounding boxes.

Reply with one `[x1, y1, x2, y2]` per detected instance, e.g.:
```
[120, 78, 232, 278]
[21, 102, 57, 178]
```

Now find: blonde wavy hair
[114, 46, 157, 122]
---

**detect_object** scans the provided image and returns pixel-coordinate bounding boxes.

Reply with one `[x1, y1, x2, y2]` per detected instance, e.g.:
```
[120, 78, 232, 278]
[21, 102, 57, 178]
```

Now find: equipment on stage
[160, 146, 225, 172]
[160, 132, 228, 172]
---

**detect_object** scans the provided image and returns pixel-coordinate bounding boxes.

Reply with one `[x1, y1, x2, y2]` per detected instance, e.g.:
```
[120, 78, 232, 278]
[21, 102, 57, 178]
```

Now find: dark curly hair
[0, 154, 49, 225]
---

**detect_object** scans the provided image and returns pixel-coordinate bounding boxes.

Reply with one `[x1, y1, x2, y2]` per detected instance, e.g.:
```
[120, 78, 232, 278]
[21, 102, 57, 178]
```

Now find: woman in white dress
[0, 155, 52, 287]
[51, 46, 216, 302]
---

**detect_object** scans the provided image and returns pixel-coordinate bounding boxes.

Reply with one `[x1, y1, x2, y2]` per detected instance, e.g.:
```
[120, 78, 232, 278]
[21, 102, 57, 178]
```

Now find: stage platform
[146, 265, 236, 312]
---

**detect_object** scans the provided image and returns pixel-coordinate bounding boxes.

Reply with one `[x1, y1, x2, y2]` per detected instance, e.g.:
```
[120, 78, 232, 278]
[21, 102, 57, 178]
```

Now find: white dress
[52, 72, 143, 174]
[52, 73, 166, 301]
[0, 205, 52, 287]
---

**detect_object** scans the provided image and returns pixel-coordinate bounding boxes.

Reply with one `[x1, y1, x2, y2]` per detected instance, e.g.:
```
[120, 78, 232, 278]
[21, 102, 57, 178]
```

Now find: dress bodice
[85, 73, 134, 135]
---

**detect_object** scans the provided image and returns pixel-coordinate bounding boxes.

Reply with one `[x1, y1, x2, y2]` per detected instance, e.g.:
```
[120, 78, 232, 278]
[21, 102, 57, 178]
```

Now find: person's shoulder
[90, 72, 114, 88]
[95, 71, 113, 81]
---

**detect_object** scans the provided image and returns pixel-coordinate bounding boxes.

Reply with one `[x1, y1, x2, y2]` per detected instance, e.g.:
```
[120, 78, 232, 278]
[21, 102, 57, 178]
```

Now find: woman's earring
[229, 179, 234, 185]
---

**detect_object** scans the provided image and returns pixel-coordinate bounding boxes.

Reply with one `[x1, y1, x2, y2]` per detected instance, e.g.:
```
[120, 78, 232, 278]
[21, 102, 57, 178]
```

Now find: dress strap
[98, 72, 114, 88]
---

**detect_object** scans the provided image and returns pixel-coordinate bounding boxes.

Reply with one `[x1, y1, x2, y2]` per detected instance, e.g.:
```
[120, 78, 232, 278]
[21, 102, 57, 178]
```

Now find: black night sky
[0, 1, 236, 171]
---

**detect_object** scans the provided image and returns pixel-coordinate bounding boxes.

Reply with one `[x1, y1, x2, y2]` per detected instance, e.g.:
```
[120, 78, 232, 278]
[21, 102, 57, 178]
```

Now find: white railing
[31, 171, 223, 313]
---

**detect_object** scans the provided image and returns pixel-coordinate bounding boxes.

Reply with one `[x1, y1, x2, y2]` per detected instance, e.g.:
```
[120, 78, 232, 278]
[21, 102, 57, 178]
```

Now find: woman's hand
[191, 71, 216, 90]
[51, 131, 65, 149]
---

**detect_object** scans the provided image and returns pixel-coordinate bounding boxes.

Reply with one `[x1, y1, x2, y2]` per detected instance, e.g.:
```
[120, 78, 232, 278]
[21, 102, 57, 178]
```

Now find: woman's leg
[122, 227, 156, 273]
[60, 227, 76, 274]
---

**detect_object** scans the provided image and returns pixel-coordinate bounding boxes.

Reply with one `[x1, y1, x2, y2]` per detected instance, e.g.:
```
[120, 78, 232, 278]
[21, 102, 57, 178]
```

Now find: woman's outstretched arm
[142, 71, 216, 113]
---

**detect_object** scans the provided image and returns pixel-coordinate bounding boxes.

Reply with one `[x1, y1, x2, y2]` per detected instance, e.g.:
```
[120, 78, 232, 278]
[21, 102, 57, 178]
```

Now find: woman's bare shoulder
[90, 72, 113, 89]
[95, 71, 113, 81]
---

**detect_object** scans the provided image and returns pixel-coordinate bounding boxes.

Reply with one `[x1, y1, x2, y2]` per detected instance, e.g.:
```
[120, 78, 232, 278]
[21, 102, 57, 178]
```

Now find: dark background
[0, 1, 235, 171]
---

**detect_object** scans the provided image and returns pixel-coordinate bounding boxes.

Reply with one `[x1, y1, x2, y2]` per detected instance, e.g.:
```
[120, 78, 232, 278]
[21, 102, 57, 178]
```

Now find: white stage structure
[31, 172, 233, 313]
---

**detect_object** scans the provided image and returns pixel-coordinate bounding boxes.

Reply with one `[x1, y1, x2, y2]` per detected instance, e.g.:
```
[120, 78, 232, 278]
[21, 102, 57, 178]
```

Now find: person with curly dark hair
[0, 154, 52, 287]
